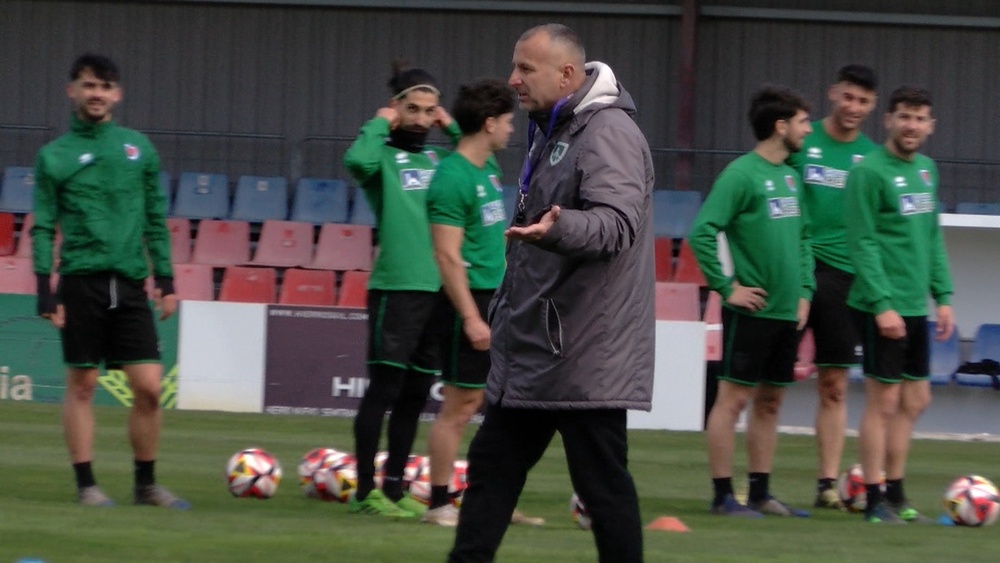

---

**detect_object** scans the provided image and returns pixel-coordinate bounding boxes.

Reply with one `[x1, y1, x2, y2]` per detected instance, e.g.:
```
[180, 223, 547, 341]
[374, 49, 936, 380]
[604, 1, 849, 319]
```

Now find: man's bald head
[509, 24, 588, 112]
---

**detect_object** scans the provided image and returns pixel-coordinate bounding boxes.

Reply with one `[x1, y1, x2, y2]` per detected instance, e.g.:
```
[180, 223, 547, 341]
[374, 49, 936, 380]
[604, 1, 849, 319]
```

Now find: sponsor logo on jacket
[767, 197, 800, 218]
[899, 193, 934, 216]
[804, 165, 848, 188]
[400, 168, 434, 190]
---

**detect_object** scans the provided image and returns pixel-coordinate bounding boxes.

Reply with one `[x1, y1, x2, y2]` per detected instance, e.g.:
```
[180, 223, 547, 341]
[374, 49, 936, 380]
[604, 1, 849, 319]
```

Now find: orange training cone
[645, 516, 691, 532]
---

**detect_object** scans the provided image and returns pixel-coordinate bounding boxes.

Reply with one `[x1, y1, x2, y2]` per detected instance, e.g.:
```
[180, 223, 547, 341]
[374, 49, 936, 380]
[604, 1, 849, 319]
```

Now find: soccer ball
[407, 459, 470, 507]
[569, 492, 591, 530]
[943, 475, 1000, 526]
[298, 448, 354, 502]
[313, 454, 358, 503]
[837, 463, 885, 513]
[226, 448, 282, 499]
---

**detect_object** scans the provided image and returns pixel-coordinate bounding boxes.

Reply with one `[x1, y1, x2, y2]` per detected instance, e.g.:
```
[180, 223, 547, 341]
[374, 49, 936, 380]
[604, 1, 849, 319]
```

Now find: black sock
[135, 460, 155, 488]
[430, 485, 450, 509]
[748, 472, 770, 503]
[352, 364, 406, 501]
[73, 461, 96, 489]
[382, 475, 403, 502]
[865, 483, 883, 512]
[712, 477, 734, 505]
[817, 478, 836, 492]
[885, 479, 904, 504]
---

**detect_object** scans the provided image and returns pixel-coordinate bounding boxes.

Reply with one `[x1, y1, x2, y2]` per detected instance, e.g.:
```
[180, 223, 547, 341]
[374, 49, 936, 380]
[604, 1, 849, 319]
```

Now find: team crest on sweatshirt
[124, 144, 140, 160]
[919, 169, 933, 187]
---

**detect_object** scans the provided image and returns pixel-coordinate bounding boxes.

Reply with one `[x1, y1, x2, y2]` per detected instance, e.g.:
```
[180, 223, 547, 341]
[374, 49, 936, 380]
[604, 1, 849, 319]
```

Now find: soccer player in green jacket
[33, 54, 188, 509]
[690, 86, 815, 518]
[845, 86, 955, 524]
[343, 63, 460, 518]
[787, 65, 878, 509]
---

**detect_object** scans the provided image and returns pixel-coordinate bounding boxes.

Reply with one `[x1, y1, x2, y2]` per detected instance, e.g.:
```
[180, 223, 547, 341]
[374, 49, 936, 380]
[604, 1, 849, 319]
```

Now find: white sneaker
[422, 504, 459, 527]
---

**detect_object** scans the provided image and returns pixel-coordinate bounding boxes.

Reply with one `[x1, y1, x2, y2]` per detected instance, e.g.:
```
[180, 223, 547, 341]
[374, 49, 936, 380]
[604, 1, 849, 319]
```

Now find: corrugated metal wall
[1, 1, 998, 205]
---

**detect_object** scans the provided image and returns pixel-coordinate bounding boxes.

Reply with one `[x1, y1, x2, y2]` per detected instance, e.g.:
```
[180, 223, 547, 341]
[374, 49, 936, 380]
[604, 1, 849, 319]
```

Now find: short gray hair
[519, 23, 586, 65]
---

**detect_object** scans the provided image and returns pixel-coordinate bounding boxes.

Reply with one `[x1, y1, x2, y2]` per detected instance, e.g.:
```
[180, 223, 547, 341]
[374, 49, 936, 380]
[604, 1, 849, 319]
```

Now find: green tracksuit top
[787, 122, 876, 273]
[845, 146, 953, 316]
[32, 116, 172, 281]
[689, 151, 815, 322]
[343, 117, 461, 292]
[426, 153, 507, 290]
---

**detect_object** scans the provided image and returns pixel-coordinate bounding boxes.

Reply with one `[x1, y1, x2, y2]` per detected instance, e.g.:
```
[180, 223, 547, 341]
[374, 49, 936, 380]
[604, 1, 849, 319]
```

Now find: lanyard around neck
[515, 97, 570, 224]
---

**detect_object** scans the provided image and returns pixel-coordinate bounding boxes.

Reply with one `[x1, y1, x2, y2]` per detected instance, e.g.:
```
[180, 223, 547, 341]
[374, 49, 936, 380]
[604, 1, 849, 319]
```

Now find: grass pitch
[2, 402, 998, 562]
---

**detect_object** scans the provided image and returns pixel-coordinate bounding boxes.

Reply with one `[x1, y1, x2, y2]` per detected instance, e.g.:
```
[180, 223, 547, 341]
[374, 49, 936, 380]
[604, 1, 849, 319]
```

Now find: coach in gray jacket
[449, 23, 654, 563]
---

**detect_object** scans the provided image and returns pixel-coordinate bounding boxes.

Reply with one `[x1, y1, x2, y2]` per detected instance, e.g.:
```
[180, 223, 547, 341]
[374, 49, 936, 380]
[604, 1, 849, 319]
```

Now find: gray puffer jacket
[487, 62, 655, 411]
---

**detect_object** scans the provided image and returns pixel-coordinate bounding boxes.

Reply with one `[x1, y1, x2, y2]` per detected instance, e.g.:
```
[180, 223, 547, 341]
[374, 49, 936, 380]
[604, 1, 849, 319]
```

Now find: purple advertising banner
[263, 305, 446, 418]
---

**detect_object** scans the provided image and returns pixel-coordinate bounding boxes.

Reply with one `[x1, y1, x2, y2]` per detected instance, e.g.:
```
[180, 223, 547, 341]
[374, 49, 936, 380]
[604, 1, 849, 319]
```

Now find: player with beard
[845, 86, 954, 524]
[343, 62, 460, 518]
[690, 86, 815, 518]
[787, 65, 879, 509]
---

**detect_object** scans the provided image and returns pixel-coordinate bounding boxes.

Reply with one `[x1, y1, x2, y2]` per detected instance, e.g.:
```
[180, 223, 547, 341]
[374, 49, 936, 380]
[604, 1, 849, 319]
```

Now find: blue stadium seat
[159, 171, 172, 214]
[955, 202, 1000, 216]
[230, 175, 288, 222]
[955, 324, 1000, 387]
[927, 320, 960, 385]
[290, 178, 348, 224]
[652, 189, 702, 239]
[172, 172, 230, 219]
[351, 193, 376, 226]
[0, 166, 36, 213]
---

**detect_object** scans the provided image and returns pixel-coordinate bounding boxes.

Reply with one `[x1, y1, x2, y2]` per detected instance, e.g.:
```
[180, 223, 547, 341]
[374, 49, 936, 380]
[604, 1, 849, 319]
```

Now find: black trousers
[449, 404, 643, 563]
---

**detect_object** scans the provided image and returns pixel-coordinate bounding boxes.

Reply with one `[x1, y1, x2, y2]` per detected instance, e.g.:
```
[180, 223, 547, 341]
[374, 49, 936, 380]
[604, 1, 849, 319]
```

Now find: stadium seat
[249, 220, 314, 268]
[652, 189, 702, 239]
[279, 268, 336, 306]
[230, 175, 288, 222]
[290, 178, 349, 224]
[190, 219, 250, 266]
[159, 171, 173, 214]
[0, 212, 14, 256]
[338, 270, 370, 308]
[0, 257, 35, 294]
[653, 281, 700, 321]
[172, 172, 230, 219]
[218, 266, 277, 304]
[927, 319, 960, 385]
[673, 239, 707, 286]
[350, 193, 376, 226]
[794, 329, 818, 381]
[955, 324, 1000, 387]
[703, 290, 722, 361]
[0, 166, 35, 214]
[955, 202, 1000, 216]
[308, 223, 373, 271]
[166, 217, 192, 264]
[654, 237, 673, 282]
[171, 263, 215, 301]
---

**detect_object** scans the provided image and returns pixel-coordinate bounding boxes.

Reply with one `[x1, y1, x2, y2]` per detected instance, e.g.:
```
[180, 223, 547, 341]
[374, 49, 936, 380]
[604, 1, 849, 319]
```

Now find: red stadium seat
[308, 223, 373, 271]
[0, 257, 35, 294]
[703, 290, 723, 361]
[191, 219, 250, 266]
[279, 268, 336, 306]
[219, 266, 276, 304]
[250, 220, 314, 268]
[654, 281, 700, 321]
[672, 239, 707, 286]
[167, 217, 192, 264]
[0, 212, 15, 256]
[337, 270, 369, 308]
[172, 263, 215, 301]
[654, 237, 673, 282]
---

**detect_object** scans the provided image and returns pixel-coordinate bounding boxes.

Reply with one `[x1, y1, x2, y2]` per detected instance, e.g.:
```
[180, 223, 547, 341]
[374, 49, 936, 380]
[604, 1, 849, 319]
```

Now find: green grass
[2, 402, 998, 562]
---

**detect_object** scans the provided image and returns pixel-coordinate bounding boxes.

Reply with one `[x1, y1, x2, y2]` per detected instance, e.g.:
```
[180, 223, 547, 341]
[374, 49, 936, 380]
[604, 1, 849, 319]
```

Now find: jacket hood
[528, 61, 636, 132]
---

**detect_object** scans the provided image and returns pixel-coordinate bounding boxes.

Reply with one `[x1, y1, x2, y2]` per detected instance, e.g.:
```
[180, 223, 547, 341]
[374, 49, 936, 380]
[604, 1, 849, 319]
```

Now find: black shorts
[855, 311, 929, 383]
[439, 290, 495, 389]
[808, 260, 862, 367]
[720, 308, 798, 387]
[59, 273, 160, 369]
[367, 289, 443, 374]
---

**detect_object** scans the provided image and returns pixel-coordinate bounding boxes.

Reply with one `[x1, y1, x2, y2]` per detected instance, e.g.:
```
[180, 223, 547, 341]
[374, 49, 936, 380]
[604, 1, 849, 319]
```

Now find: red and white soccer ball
[226, 447, 282, 499]
[407, 459, 470, 507]
[298, 448, 356, 503]
[569, 492, 591, 530]
[837, 463, 885, 513]
[943, 475, 1000, 527]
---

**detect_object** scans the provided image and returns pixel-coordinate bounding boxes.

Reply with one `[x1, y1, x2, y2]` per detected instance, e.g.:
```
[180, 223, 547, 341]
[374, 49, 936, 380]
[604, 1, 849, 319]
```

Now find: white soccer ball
[943, 475, 1000, 526]
[226, 447, 282, 499]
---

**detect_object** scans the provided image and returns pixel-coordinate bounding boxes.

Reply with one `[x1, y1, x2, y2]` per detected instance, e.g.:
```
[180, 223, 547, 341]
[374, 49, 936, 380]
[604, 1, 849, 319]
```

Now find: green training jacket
[32, 115, 172, 281]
